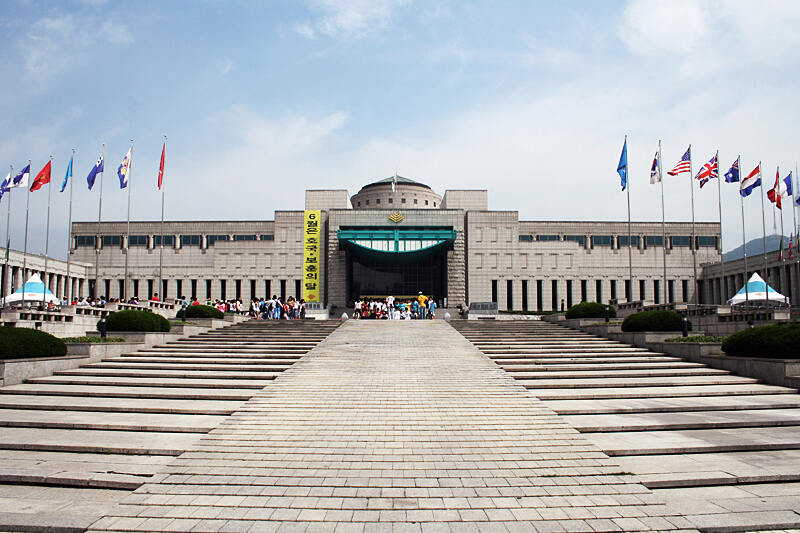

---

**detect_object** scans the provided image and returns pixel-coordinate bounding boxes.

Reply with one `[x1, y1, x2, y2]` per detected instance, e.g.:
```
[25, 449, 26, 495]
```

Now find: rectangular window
[413, 199, 418, 204]
[265, 279, 271, 299]
[233, 234, 257, 241]
[522, 280, 528, 311]
[566, 280, 573, 308]
[376, 198, 381, 204]
[180, 235, 202, 247]
[672, 236, 692, 247]
[639, 279, 646, 301]
[682, 279, 689, 302]
[654, 279, 661, 304]
[506, 279, 513, 310]
[280, 279, 286, 300]
[133, 279, 139, 298]
[388, 197, 393, 204]
[235, 279, 241, 300]
[595, 279, 602, 303]
[581, 279, 587, 302]
[117, 279, 123, 299]
[76, 235, 96, 247]
[128, 235, 148, 246]
[565, 235, 586, 247]
[536, 280, 543, 311]
[591, 235, 613, 247]
[696, 236, 718, 247]
[401, 198, 406, 204]
[104, 279, 110, 298]
[220, 280, 226, 300]
[551, 280, 558, 311]
[206, 279, 212, 299]
[645, 235, 664, 247]
[176, 279, 183, 298]
[250, 279, 256, 301]
[611, 280, 617, 300]
[207, 234, 229, 246]
[147, 279, 154, 300]
[153, 235, 175, 247]
[668, 279, 675, 303]
[624, 279, 631, 300]
[162, 279, 168, 299]
[260, 234, 275, 241]
[618, 235, 640, 247]
[537, 234, 560, 242]
[191, 279, 197, 300]
[295, 279, 301, 300]
[518, 234, 534, 242]
[101, 235, 122, 246]
[491, 280, 498, 303]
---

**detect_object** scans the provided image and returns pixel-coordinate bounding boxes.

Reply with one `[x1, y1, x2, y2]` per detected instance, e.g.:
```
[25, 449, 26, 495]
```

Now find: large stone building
[70, 177, 722, 311]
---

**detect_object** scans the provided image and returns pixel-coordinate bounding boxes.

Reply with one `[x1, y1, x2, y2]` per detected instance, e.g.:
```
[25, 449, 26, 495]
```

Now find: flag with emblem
[30, 160, 51, 192]
[117, 147, 132, 189]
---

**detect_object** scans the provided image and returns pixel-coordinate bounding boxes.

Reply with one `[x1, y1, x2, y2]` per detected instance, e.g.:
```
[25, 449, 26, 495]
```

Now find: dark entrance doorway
[346, 248, 446, 304]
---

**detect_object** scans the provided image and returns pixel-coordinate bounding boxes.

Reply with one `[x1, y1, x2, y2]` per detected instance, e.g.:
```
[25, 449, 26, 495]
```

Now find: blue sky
[2, 0, 800, 259]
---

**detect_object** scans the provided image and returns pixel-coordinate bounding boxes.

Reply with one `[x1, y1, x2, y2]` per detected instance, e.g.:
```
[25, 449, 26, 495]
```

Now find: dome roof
[359, 175, 431, 191]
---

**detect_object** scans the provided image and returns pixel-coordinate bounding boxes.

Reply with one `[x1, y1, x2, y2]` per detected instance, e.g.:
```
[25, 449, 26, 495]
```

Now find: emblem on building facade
[389, 211, 404, 223]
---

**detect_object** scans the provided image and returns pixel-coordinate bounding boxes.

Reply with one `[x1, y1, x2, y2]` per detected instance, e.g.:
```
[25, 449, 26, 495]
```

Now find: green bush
[722, 323, 800, 358]
[621, 310, 686, 332]
[565, 302, 616, 319]
[0, 327, 67, 359]
[63, 336, 126, 343]
[102, 310, 171, 333]
[178, 304, 223, 320]
[665, 335, 724, 343]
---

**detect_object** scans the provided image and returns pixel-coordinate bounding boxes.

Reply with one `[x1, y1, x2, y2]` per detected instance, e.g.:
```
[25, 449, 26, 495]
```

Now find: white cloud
[619, 0, 708, 56]
[296, 0, 409, 39]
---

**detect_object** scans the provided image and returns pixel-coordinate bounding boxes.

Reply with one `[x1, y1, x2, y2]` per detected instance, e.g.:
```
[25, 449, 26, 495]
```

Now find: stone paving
[452, 319, 800, 533]
[89, 321, 697, 533]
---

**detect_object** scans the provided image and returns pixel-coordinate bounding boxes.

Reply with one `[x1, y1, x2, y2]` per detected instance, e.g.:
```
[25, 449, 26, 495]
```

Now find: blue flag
[117, 147, 131, 189]
[60, 154, 73, 193]
[724, 157, 740, 183]
[617, 138, 628, 191]
[87, 154, 104, 190]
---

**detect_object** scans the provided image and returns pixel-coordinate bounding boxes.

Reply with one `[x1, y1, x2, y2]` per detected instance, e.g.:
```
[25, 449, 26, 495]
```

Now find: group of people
[248, 296, 307, 320]
[353, 292, 437, 320]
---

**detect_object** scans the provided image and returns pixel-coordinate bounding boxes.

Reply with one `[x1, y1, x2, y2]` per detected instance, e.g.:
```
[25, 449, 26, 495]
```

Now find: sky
[1, 0, 800, 260]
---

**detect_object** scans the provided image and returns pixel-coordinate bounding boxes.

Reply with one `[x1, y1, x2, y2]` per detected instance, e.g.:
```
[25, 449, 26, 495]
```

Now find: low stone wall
[0, 355, 90, 387]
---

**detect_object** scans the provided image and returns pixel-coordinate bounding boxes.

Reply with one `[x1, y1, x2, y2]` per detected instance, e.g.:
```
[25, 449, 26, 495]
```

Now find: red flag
[767, 167, 782, 209]
[157, 142, 165, 190]
[30, 160, 51, 192]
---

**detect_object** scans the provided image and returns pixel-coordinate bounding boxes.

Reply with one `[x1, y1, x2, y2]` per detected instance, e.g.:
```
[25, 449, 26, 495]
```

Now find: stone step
[0, 383, 254, 400]
[482, 347, 651, 354]
[86, 361, 292, 371]
[492, 356, 686, 364]
[562, 409, 800, 432]
[518, 374, 756, 389]
[505, 368, 730, 378]
[55, 368, 288, 379]
[545, 394, 800, 414]
[0, 427, 200, 455]
[584, 426, 800, 455]
[117, 354, 301, 361]
[527, 383, 795, 400]
[0, 408, 224, 432]
[487, 350, 655, 358]
[26, 375, 274, 388]
[0, 394, 242, 415]
[496, 361, 702, 370]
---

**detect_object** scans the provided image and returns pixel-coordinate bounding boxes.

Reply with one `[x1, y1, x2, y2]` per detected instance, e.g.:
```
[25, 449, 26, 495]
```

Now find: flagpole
[625, 136, 633, 300]
[123, 140, 133, 302]
[3, 165, 12, 303]
[795, 161, 800, 305]
[95, 144, 105, 299]
[658, 141, 667, 303]
[21, 160, 31, 307]
[715, 150, 725, 303]
[41, 156, 53, 307]
[65, 149, 75, 303]
[779, 179, 786, 305]
[739, 157, 749, 305]
[158, 136, 166, 301]
[688, 145, 698, 304]
[759, 160, 769, 285]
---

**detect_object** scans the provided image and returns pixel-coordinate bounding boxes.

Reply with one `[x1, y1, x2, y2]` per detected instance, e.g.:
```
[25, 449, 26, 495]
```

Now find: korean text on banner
[303, 210, 322, 302]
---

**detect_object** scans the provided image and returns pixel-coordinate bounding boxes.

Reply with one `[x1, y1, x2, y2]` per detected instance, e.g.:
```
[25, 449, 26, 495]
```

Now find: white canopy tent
[727, 272, 789, 306]
[0, 273, 59, 306]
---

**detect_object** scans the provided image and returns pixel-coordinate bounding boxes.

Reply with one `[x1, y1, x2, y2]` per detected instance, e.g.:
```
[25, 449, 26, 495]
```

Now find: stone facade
[0, 248, 90, 301]
[70, 177, 722, 310]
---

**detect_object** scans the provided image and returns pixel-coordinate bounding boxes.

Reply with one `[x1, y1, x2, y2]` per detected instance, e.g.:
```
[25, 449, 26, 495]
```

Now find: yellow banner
[302, 210, 322, 302]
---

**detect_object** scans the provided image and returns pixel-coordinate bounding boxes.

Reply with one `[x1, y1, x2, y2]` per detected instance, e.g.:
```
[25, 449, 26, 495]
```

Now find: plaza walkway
[89, 321, 696, 533]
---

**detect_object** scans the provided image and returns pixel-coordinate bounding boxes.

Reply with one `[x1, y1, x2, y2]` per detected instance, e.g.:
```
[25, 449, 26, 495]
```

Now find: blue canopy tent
[727, 272, 789, 306]
[1, 273, 59, 305]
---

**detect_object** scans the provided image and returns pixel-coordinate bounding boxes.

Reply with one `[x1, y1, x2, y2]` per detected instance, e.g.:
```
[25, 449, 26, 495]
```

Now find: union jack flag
[667, 146, 692, 176]
[695, 154, 718, 188]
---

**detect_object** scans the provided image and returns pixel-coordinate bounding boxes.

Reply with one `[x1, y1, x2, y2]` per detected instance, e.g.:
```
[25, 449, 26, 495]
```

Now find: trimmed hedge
[178, 304, 223, 320]
[102, 310, 171, 332]
[0, 327, 67, 359]
[621, 310, 686, 332]
[565, 302, 616, 319]
[722, 323, 800, 358]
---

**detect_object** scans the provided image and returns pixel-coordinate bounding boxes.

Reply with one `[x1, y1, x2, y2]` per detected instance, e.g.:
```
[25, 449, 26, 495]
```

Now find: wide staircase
[451, 319, 800, 533]
[0, 319, 340, 533]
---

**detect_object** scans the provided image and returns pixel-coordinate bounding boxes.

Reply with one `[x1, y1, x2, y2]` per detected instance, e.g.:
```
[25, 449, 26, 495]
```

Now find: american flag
[695, 154, 718, 188]
[667, 146, 692, 176]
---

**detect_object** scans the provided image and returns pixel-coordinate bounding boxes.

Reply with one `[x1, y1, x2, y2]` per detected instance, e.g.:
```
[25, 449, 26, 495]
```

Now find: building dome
[350, 175, 442, 209]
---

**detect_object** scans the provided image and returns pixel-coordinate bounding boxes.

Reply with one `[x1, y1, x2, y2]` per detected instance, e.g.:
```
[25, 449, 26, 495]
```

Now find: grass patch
[664, 335, 724, 343]
[63, 336, 126, 343]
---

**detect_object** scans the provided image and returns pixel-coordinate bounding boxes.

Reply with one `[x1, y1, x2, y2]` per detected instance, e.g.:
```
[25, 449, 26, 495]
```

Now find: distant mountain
[723, 234, 788, 261]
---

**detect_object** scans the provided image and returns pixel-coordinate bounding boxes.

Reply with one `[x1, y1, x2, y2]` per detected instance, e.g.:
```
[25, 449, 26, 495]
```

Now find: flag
[667, 146, 691, 176]
[617, 138, 628, 191]
[767, 167, 782, 209]
[29, 160, 51, 192]
[783, 171, 793, 198]
[649, 150, 661, 184]
[0, 171, 10, 203]
[740, 164, 761, 197]
[87, 155, 104, 190]
[157, 142, 165, 190]
[60, 154, 73, 193]
[695, 153, 718, 188]
[117, 147, 131, 189]
[725, 157, 740, 183]
[9, 164, 30, 189]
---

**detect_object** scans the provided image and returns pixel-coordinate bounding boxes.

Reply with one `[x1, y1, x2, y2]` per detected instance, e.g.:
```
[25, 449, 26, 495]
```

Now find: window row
[518, 234, 718, 249]
[356, 198, 437, 207]
[76, 234, 275, 248]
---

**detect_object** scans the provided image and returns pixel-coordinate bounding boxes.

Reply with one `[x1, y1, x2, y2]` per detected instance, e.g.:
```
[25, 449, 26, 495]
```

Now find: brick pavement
[89, 321, 697, 533]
